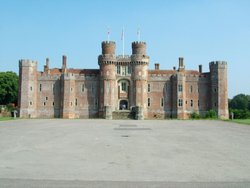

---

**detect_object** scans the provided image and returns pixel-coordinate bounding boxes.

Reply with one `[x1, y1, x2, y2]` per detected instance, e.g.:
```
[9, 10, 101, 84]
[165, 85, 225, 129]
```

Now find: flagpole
[137, 28, 141, 41]
[107, 27, 110, 42]
[122, 27, 124, 58]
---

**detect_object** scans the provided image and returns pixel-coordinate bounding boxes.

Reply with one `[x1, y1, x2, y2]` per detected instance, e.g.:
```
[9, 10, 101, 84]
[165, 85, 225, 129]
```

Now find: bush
[230, 109, 250, 119]
[190, 112, 200, 119]
[205, 110, 217, 119]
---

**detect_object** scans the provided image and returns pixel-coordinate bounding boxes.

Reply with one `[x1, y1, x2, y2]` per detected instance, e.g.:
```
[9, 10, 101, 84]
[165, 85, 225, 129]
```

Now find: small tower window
[45, 96, 48, 100]
[190, 85, 193, 93]
[30, 86, 33, 91]
[39, 84, 42, 92]
[178, 99, 183, 107]
[161, 98, 164, 107]
[178, 84, 183, 92]
[43, 102, 46, 106]
[198, 100, 200, 107]
[29, 101, 33, 106]
[82, 84, 85, 92]
[52, 102, 54, 106]
[148, 98, 151, 107]
[148, 84, 151, 92]
[75, 99, 78, 106]
[190, 100, 193, 107]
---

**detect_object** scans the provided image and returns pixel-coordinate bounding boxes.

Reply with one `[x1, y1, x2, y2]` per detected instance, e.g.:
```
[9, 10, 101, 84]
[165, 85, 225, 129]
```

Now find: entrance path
[0, 119, 250, 187]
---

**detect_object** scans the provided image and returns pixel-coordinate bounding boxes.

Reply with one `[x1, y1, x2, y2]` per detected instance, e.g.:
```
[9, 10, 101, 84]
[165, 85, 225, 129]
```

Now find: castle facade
[18, 41, 229, 119]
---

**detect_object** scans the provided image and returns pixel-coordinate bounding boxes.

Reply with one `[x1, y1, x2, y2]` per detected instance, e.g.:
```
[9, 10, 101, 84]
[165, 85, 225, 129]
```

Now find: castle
[18, 41, 229, 119]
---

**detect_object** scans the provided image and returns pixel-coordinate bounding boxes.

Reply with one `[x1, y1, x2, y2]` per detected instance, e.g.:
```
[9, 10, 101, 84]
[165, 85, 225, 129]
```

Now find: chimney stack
[199, 65, 202, 73]
[155, 63, 160, 70]
[178, 57, 185, 71]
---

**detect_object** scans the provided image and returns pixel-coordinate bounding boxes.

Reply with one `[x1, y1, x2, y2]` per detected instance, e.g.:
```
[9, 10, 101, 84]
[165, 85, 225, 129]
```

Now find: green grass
[231, 119, 250, 125]
[0, 117, 15, 121]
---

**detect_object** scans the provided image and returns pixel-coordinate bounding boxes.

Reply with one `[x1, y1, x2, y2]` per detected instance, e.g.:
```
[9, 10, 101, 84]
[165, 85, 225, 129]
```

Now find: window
[45, 97, 48, 100]
[117, 65, 121, 74]
[95, 99, 98, 107]
[128, 65, 132, 74]
[52, 84, 55, 94]
[178, 99, 183, 107]
[91, 84, 94, 93]
[82, 84, 85, 92]
[148, 84, 151, 92]
[52, 102, 54, 106]
[198, 100, 200, 107]
[190, 85, 193, 93]
[29, 101, 32, 106]
[30, 86, 32, 91]
[75, 99, 78, 106]
[148, 98, 151, 107]
[39, 84, 42, 92]
[43, 102, 46, 106]
[190, 100, 193, 107]
[121, 82, 127, 92]
[121, 66, 126, 75]
[214, 88, 217, 93]
[214, 102, 217, 107]
[178, 84, 183, 92]
[161, 98, 164, 107]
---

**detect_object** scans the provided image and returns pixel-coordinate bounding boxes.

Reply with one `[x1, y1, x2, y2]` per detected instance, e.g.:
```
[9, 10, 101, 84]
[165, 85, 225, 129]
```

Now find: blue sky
[0, 0, 249, 98]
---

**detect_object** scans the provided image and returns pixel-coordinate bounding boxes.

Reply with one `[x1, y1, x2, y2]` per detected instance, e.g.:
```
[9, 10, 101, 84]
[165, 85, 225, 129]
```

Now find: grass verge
[231, 119, 250, 125]
[0, 117, 15, 121]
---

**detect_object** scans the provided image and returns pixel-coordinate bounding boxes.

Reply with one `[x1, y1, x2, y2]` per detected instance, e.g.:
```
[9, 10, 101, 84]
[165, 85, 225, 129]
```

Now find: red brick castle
[18, 41, 228, 119]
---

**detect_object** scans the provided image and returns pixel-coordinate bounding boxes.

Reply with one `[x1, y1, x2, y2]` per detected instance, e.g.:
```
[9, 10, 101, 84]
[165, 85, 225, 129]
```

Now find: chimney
[155, 63, 160, 70]
[44, 58, 50, 74]
[178, 57, 185, 71]
[199, 65, 202, 73]
[62, 55, 67, 67]
[46, 58, 49, 67]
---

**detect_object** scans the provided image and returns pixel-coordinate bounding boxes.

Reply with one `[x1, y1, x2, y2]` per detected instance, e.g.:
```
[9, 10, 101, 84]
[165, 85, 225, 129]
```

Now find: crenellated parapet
[19, 59, 37, 67]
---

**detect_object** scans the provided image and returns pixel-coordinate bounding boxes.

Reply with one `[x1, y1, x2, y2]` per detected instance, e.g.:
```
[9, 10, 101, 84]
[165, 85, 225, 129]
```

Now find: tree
[229, 94, 249, 110]
[0, 72, 19, 105]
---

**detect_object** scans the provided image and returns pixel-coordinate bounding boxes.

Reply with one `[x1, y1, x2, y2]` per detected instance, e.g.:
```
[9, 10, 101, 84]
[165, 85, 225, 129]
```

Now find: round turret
[132, 41, 146, 55]
[102, 41, 116, 55]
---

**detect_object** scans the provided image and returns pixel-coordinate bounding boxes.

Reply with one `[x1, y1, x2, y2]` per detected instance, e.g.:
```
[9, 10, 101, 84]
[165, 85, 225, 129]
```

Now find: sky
[0, 0, 250, 98]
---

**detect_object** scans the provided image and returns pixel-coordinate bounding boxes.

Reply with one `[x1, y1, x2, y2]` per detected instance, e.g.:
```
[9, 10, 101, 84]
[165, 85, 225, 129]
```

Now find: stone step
[112, 110, 135, 120]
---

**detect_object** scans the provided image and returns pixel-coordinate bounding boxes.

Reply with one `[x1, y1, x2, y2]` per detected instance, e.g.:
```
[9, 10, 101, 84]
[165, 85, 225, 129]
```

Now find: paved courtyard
[0, 119, 250, 187]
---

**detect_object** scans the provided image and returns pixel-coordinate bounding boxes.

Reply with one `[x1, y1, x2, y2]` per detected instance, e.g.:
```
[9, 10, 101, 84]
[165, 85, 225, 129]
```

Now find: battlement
[132, 41, 146, 45]
[102, 41, 116, 45]
[209, 61, 227, 66]
[101, 41, 116, 55]
[19, 59, 37, 67]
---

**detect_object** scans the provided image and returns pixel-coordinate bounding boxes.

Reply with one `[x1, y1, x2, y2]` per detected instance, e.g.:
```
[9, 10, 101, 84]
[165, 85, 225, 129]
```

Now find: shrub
[190, 112, 200, 119]
[205, 110, 217, 119]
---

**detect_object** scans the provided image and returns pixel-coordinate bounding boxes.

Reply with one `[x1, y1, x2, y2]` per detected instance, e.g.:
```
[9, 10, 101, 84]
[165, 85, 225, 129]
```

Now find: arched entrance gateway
[119, 100, 128, 110]
[117, 79, 130, 110]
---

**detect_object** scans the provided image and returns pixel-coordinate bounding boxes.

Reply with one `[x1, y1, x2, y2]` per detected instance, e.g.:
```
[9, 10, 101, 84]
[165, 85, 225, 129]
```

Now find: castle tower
[171, 57, 187, 119]
[98, 41, 117, 119]
[61, 56, 76, 118]
[18, 60, 38, 118]
[209, 61, 229, 119]
[131, 42, 149, 119]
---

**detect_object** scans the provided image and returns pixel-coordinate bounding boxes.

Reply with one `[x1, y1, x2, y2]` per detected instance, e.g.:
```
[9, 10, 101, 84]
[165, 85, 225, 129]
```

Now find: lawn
[0, 117, 15, 121]
[231, 119, 250, 125]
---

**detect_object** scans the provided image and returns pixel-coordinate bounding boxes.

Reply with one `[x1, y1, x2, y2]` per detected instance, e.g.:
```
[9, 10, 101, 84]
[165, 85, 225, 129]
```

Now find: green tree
[0, 72, 19, 105]
[229, 94, 249, 110]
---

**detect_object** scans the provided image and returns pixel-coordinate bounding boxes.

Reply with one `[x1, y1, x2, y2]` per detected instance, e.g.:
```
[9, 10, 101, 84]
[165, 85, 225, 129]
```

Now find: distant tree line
[229, 94, 250, 119]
